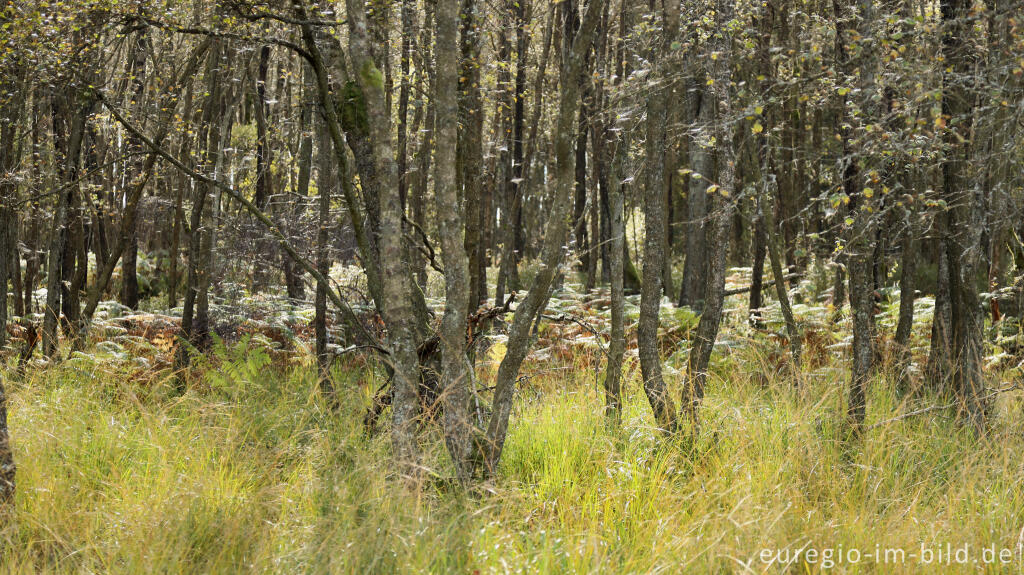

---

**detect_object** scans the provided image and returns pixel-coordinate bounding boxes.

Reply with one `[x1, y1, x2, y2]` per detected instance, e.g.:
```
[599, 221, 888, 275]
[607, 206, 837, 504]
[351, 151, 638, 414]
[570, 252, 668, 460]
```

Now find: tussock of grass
[3, 343, 1024, 573]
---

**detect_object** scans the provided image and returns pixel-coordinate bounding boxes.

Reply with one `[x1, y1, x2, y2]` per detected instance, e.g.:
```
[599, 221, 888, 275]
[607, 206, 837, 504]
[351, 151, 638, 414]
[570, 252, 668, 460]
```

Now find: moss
[339, 80, 369, 138]
[358, 59, 385, 92]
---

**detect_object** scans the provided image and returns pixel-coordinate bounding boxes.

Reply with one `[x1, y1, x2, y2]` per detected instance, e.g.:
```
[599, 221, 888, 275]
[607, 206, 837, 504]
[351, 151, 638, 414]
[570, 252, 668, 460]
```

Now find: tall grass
[2, 338, 1024, 573]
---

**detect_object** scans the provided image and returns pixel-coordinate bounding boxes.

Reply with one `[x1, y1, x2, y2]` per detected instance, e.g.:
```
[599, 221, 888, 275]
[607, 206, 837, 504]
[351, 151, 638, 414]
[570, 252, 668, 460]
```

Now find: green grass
[3, 337, 1024, 574]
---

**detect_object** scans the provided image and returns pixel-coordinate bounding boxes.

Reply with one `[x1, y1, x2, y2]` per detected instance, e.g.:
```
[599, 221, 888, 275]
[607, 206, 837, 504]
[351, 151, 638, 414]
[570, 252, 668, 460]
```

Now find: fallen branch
[539, 312, 609, 357]
[724, 273, 801, 297]
[364, 293, 518, 434]
[866, 381, 1022, 431]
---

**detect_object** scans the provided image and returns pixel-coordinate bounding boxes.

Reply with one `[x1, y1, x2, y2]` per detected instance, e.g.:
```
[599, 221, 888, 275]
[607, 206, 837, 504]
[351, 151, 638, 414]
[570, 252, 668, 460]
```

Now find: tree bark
[941, 0, 986, 429]
[460, 0, 487, 314]
[347, 0, 424, 476]
[681, 0, 736, 429]
[482, 0, 600, 473]
[121, 26, 148, 310]
[638, 0, 679, 432]
[893, 207, 918, 385]
[678, 81, 710, 311]
[603, 114, 628, 424]
[432, 0, 478, 481]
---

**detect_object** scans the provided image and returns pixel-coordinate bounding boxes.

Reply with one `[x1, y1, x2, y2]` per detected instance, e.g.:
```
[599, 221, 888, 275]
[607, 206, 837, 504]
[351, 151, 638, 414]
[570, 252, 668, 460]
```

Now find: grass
[3, 332, 1024, 574]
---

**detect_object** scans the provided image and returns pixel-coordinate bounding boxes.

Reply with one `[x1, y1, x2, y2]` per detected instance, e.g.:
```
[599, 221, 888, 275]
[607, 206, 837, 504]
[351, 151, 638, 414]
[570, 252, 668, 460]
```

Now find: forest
[1, 0, 1024, 571]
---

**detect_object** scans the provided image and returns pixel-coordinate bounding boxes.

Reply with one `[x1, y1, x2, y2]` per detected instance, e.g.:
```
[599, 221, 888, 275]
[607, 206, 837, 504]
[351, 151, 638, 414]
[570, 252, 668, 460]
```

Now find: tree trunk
[678, 82, 710, 311]
[765, 178, 802, 370]
[926, 238, 953, 390]
[315, 97, 335, 402]
[893, 207, 918, 385]
[941, 0, 987, 429]
[748, 200, 767, 328]
[603, 115, 628, 424]
[460, 0, 487, 315]
[178, 40, 227, 369]
[347, 0, 424, 476]
[121, 26, 148, 311]
[638, 0, 679, 432]
[482, 0, 600, 473]
[432, 0, 478, 480]
[43, 90, 91, 356]
[681, 0, 735, 429]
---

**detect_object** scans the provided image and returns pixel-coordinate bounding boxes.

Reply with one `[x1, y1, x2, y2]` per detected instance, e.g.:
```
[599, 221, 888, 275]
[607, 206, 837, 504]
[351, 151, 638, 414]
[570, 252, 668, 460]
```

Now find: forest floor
[2, 265, 1024, 573]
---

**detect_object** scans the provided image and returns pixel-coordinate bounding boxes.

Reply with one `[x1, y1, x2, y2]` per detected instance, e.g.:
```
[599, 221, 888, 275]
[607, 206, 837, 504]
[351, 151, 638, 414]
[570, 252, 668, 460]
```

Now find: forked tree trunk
[481, 0, 601, 474]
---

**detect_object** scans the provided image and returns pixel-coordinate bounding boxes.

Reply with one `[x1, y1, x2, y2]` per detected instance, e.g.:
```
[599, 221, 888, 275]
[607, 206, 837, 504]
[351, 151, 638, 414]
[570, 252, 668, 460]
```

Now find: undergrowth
[2, 270, 1023, 573]
[2, 338, 1024, 573]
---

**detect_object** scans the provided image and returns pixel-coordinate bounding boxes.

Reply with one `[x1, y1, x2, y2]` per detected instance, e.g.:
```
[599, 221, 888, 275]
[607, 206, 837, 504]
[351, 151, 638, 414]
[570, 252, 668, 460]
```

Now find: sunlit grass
[2, 330, 1024, 574]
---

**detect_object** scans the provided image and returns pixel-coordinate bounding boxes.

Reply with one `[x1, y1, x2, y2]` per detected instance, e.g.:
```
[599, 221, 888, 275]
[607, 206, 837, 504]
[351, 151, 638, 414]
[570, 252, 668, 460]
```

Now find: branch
[865, 382, 1022, 431]
[724, 273, 801, 297]
[538, 312, 609, 358]
[129, 15, 315, 64]
[403, 215, 443, 274]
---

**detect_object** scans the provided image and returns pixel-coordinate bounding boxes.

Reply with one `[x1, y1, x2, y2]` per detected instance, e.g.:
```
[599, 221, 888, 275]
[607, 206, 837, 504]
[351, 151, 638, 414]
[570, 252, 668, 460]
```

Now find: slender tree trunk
[347, 0, 424, 475]
[178, 40, 226, 370]
[603, 121, 628, 424]
[765, 178, 802, 370]
[432, 0, 478, 480]
[43, 90, 91, 356]
[252, 45, 273, 292]
[460, 0, 487, 314]
[0, 49, 19, 508]
[678, 82, 710, 311]
[638, 0, 679, 432]
[121, 26, 148, 310]
[680, 0, 735, 429]
[410, 0, 434, 291]
[893, 207, 918, 385]
[834, 0, 880, 428]
[926, 238, 953, 390]
[315, 102, 335, 401]
[941, 0, 986, 429]
[482, 0, 600, 473]
[749, 200, 767, 329]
